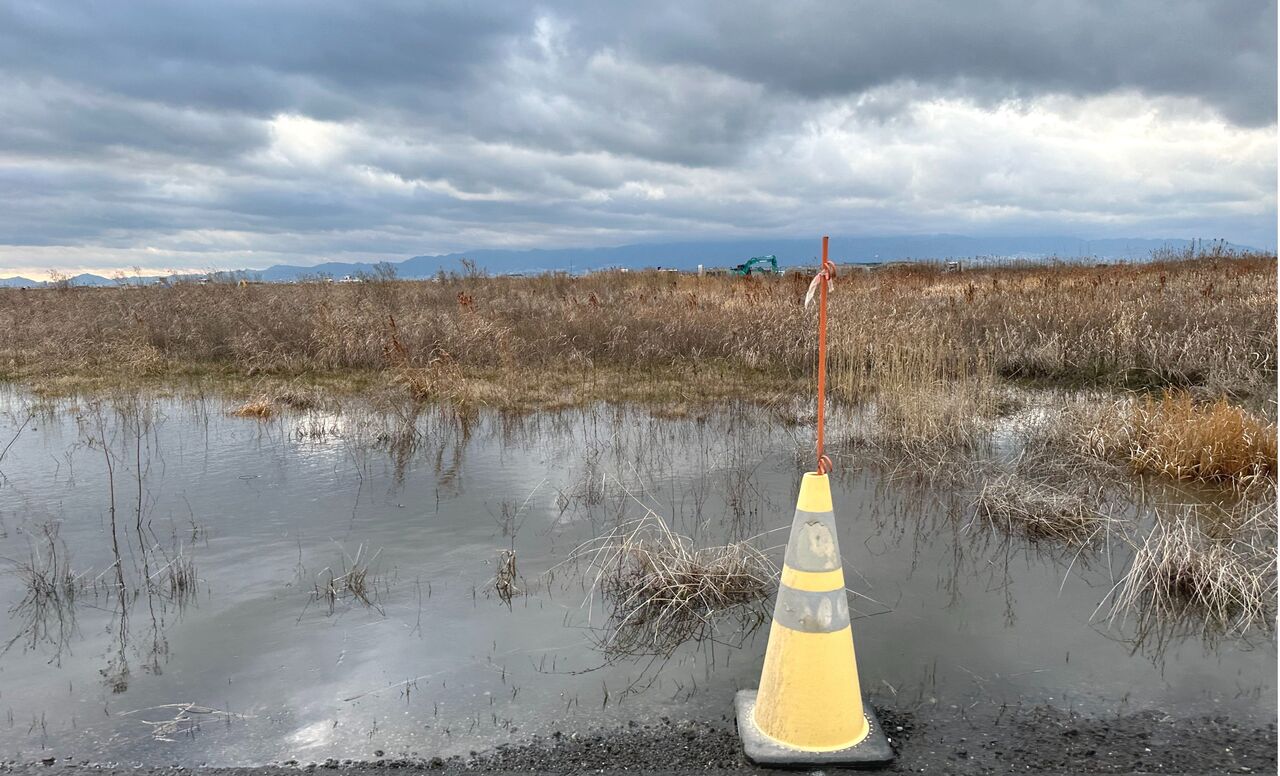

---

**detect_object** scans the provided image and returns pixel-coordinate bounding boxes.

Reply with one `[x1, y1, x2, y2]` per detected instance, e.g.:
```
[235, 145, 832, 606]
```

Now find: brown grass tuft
[230, 396, 276, 419]
[854, 373, 1001, 450]
[151, 546, 198, 606]
[272, 389, 319, 410]
[1028, 391, 1277, 489]
[1127, 392, 1276, 487]
[570, 510, 777, 657]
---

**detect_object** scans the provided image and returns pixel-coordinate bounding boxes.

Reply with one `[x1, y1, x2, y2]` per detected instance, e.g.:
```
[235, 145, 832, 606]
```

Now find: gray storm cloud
[0, 0, 1274, 275]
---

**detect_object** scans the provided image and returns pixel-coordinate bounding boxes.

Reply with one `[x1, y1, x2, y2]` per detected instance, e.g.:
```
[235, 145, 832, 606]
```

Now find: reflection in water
[23, 399, 208, 696]
[4, 523, 83, 662]
[81, 401, 132, 694]
[0, 390, 1273, 764]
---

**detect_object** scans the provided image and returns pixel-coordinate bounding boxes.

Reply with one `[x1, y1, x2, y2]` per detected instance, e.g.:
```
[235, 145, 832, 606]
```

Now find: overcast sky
[0, 1, 1275, 276]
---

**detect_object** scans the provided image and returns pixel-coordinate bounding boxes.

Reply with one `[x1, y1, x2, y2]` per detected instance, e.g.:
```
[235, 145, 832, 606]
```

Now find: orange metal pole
[816, 235, 830, 474]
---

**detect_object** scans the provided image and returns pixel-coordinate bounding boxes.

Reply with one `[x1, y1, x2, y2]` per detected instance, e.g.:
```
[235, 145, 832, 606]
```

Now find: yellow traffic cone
[735, 472, 894, 767]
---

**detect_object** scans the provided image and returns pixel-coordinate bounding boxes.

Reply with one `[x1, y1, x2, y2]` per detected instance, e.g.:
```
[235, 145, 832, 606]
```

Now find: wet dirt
[4, 706, 1275, 775]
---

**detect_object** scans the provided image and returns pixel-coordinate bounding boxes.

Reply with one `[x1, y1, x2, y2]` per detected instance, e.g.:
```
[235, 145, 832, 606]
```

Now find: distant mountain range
[0, 235, 1255, 287]
[0, 272, 134, 288]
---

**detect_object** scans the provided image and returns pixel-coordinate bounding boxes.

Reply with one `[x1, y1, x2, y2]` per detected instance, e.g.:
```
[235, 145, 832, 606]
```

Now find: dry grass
[1030, 391, 1277, 489]
[852, 373, 1003, 450]
[570, 510, 777, 657]
[2, 251, 1274, 459]
[1027, 394, 1132, 464]
[1127, 392, 1276, 487]
[272, 389, 320, 411]
[973, 475, 1112, 545]
[229, 388, 321, 418]
[828, 252, 1276, 406]
[0, 253, 1271, 416]
[122, 703, 246, 742]
[1107, 505, 1276, 637]
[230, 396, 276, 419]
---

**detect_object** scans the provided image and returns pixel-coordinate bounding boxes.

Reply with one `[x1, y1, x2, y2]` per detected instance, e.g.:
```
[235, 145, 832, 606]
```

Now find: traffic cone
[735, 472, 894, 767]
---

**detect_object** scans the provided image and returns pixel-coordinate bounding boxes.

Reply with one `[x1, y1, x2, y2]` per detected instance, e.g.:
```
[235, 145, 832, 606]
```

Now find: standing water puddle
[0, 393, 1273, 764]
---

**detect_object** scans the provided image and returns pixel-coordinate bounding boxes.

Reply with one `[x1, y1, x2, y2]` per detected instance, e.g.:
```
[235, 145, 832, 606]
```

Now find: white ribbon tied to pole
[804, 267, 833, 308]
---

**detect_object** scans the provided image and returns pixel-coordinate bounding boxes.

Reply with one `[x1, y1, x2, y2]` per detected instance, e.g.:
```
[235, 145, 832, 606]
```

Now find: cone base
[735, 690, 894, 769]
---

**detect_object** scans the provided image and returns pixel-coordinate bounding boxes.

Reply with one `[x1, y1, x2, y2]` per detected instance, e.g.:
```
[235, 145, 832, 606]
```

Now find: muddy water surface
[0, 393, 1273, 765]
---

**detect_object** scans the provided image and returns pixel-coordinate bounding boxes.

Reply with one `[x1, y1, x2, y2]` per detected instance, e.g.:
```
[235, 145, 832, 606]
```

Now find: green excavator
[732, 255, 780, 277]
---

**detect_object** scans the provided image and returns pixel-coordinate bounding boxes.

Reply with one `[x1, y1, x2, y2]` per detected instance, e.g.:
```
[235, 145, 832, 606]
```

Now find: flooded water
[0, 392, 1273, 765]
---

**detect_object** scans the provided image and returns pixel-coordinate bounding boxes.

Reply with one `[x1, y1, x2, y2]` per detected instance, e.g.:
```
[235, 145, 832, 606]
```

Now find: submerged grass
[1107, 505, 1276, 638]
[309, 544, 384, 616]
[3, 524, 87, 658]
[973, 475, 1112, 545]
[123, 703, 246, 743]
[151, 547, 198, 606]
[570, 510, 777, 657]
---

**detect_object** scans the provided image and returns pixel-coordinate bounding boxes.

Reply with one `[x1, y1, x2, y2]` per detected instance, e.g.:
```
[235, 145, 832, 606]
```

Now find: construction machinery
[732, 255, 780, 277]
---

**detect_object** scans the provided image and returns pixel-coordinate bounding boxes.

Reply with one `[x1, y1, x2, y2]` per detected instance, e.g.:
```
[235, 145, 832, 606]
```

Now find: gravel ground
[3, 706, 1274, 776]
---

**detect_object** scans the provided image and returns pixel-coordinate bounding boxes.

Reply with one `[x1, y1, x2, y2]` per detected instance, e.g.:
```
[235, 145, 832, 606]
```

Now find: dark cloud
[579, 0, 1277, 127]
[0, 79, 267, 162]
[0, 2, 523, 114]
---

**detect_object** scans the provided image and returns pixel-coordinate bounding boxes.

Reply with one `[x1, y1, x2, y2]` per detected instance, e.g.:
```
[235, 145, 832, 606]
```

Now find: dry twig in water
[309, 544, 384, 615]
[122, 703, 248, 742]
[495, 549, 520, 605]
